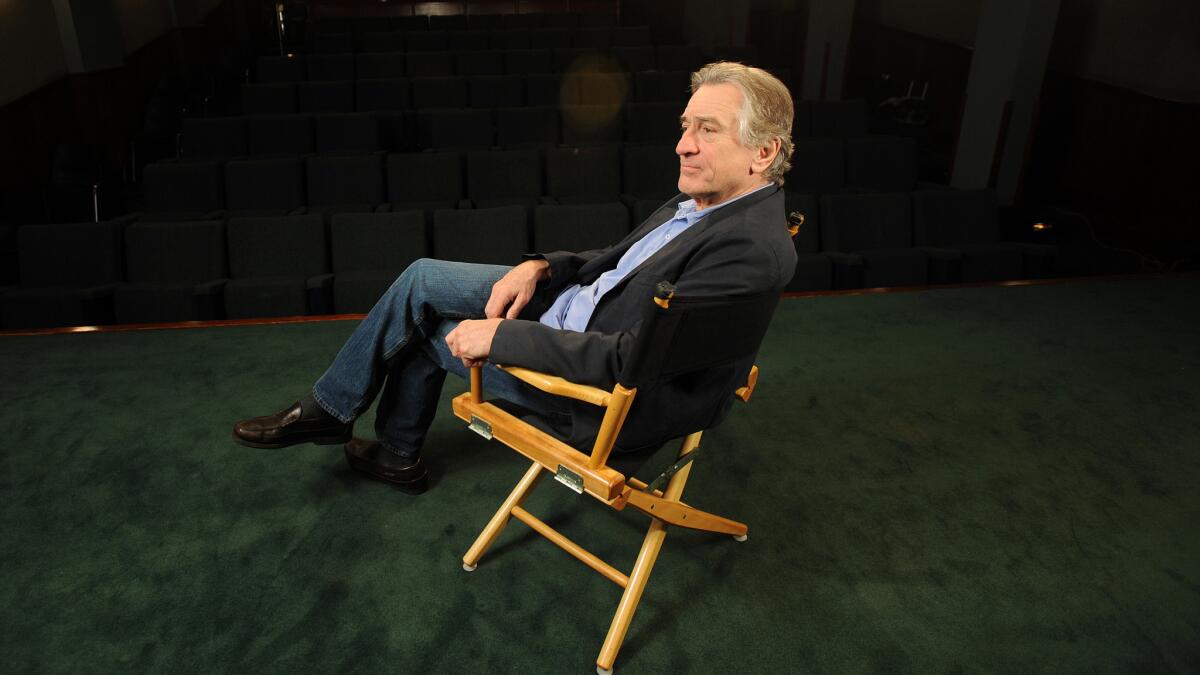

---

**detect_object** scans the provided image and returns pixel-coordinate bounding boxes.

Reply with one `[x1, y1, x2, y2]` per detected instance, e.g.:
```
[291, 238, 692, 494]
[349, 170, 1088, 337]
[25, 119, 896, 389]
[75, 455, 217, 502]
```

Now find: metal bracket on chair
[645, 450, 699, 494]
[468, 416, 493, 440]
[554, 464, 584, 494]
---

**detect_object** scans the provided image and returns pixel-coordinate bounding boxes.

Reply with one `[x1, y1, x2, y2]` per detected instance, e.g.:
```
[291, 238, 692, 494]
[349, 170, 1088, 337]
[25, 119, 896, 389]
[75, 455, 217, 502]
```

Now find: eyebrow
[679, 114, 725, 129]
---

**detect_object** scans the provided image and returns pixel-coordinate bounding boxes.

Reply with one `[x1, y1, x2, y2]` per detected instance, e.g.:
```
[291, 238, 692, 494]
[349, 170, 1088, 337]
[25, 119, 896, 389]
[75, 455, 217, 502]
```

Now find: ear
[749, 138, 781, 176]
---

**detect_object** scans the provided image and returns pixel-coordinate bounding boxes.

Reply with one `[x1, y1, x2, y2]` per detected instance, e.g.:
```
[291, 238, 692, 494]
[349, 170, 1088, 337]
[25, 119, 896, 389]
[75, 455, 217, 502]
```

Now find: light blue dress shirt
[539, 184, 772, 332]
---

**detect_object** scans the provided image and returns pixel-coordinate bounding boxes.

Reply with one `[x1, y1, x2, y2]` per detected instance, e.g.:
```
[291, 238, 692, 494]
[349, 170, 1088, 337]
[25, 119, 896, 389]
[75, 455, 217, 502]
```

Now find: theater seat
[330, 211, 428, 313]
[115, 220, 228, 323]
[432, 205, 528, 265]
[2, 221, 124, 329]
[224, 215, 332, 318]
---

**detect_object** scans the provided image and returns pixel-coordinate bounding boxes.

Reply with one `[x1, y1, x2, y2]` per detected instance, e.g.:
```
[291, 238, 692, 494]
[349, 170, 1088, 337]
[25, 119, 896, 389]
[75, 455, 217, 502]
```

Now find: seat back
[545, 145, 621, 203]
[618, 283, 782, 389]
[226, 215, 327, 279]
[820, 192, 913, 252]
[912, 188, 1000, 246]
[17, 221, 124, 287]
[305, 154, 385, 208]
[125, 220, 227, 283]
[143, 161, 224, 215]
[387, 151, 463, 206]
[246, 114, 314, 155]
[433, 205, 528, 264]
[224, 157, 306, 213]
[330, 211, 427, 273]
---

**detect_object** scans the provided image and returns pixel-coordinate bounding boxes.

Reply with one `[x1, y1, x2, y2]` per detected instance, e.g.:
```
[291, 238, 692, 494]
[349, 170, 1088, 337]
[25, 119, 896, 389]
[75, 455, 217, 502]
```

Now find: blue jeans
[311, 259, 570, 457]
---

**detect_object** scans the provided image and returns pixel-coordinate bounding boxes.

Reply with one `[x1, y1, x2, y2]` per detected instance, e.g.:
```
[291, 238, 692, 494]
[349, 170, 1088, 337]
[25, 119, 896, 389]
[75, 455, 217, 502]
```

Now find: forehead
[681, 83, 743, 123]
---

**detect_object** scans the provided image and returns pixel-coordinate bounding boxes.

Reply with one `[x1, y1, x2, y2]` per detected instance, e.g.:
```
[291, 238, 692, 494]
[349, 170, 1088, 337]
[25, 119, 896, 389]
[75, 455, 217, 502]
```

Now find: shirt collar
[673, 182, 773, 224]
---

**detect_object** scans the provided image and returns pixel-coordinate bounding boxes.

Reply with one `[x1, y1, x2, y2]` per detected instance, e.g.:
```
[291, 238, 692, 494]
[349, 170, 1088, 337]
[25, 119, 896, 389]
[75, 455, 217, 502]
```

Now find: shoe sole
[231, 430, 352, 450]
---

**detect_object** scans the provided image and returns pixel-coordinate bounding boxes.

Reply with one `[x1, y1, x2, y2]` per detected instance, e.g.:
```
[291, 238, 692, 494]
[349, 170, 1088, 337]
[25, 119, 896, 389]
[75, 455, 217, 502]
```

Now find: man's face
[676, 83, 766, 209]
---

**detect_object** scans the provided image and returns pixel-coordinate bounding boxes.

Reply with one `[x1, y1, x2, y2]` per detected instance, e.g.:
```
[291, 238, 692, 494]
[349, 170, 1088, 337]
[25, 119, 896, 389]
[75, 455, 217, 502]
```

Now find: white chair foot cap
[596, 666, 613, 675]
[462, 562, 477, 572]
[733, 533, 748, 542]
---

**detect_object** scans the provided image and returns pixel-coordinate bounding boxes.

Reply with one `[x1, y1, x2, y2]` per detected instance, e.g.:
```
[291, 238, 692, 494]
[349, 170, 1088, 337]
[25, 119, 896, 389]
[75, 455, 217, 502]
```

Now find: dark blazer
[491, 184, 796, 450]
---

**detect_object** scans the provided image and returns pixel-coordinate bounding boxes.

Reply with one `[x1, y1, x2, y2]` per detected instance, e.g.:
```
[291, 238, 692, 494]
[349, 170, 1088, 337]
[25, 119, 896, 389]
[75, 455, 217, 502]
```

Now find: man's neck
[690, 180, 772, 211]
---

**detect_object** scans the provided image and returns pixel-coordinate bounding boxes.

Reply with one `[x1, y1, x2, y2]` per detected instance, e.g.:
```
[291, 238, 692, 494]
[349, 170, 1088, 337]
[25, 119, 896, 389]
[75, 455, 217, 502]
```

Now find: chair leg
[597, 518, 668, 673]
[463, 461, 545, 571]
[595, 431, 704, 672]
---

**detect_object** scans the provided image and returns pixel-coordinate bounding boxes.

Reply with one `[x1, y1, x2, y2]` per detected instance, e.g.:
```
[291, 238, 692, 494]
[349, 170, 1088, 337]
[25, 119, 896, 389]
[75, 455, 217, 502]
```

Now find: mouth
[679, 165, 701, 174]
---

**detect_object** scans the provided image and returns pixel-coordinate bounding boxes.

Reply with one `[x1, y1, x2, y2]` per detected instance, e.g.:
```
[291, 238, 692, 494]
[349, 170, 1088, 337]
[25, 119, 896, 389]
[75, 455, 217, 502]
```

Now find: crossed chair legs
[459, 430, 748, 674]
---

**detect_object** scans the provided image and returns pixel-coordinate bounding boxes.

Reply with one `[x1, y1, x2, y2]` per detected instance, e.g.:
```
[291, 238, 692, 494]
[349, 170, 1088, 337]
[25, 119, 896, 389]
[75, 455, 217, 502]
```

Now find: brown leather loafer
[344, 438, 429, 494]
[233, 401, 353, 449]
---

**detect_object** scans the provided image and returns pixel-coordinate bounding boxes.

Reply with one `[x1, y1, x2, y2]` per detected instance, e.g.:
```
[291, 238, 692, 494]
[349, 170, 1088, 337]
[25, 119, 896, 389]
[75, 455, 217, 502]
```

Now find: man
[233, 62, 798, 494]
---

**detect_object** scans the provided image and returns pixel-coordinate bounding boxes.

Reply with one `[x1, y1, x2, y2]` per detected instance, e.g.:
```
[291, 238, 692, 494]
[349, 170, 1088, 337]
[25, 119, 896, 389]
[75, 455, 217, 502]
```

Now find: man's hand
[445, 318, 503, 368]
[484, 259, 550, 320]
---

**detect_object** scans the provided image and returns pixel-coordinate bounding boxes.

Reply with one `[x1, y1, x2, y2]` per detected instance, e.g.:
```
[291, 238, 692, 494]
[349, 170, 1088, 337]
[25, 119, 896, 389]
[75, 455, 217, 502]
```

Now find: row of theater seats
[278, 26, 655, 58]
[785, 190, 1055, 291]
[145, 140, 920, 219]
[254, 45, 708, 81]
[240, 71, 695, 114]
[1, 189, 1054, 329]
[234, 74, 863, 131]
[305, 11, 619, 32]
[0, 207, 624, 327]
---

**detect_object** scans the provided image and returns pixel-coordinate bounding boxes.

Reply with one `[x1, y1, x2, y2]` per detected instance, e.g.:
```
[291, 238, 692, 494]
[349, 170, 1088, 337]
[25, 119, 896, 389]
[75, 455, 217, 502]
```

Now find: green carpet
[2, 276, 1198, 673]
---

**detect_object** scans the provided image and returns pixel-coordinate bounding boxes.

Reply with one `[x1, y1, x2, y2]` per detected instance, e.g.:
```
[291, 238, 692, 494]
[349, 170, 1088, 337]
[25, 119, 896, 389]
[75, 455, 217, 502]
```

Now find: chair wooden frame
[451, 316, 761, 674]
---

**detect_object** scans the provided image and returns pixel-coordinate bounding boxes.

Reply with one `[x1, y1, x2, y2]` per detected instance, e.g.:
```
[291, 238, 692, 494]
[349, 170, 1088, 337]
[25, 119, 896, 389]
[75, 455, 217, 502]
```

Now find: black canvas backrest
[619, 283, 782, 389]
[17, 221, 124, 287]
[226, 215, 327, 279]
[124, 220, 226, 284]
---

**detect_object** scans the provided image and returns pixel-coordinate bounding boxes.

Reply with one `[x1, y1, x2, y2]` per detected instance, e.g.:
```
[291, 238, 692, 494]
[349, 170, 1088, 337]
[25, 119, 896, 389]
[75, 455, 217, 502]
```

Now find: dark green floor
[2, 276, 1198, 673]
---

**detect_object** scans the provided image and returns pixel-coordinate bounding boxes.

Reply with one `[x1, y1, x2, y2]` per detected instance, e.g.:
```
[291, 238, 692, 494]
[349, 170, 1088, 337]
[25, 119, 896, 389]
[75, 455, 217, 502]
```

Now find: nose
[676, 126, 698, 157]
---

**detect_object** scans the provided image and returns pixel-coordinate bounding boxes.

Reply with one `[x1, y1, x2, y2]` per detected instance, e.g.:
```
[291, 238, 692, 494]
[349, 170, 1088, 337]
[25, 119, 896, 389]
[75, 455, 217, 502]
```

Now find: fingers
[505, 289, 529, 319]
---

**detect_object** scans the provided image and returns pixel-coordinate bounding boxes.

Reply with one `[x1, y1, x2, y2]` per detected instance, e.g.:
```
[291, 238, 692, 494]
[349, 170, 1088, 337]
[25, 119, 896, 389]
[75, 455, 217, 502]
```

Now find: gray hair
[690, 62, 795, 186]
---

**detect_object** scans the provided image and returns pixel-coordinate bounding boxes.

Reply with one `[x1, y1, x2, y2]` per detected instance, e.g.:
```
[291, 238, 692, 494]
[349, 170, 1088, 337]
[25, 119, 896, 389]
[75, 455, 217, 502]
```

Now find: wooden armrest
[499, 365, 612, 407]
[734, 365, 759, 403]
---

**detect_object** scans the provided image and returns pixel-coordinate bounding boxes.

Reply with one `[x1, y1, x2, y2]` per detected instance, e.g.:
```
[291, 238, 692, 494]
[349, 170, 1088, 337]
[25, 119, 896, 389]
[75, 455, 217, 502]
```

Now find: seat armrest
[193, 278, 228, 296]
[306, 273, 335, 315]
[916, 246, 962, 284]
[499, 365, 612, 407]
[822, 252, 863, 289]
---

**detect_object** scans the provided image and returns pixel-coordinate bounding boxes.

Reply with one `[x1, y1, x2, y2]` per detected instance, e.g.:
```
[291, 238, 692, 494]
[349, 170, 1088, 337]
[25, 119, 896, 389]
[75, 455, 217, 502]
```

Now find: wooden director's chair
[451, 266, 790, 673]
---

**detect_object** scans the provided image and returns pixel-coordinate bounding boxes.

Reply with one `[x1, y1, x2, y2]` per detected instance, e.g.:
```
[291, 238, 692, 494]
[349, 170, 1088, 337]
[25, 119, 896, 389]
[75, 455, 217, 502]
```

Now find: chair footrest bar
[511, 506, 630, 589]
